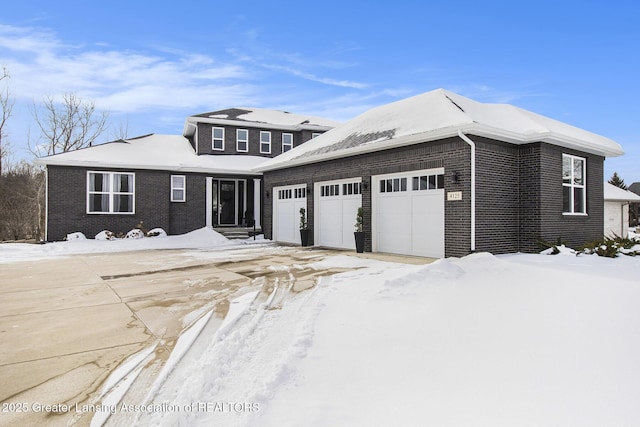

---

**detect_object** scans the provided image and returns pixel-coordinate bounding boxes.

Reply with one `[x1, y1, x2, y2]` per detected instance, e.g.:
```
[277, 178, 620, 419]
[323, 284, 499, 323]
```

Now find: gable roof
[183, 107, 339, 137]
[34, 134, 266, 174]
[256, 89, 624, 172]
[628, 182, 640, 196]
[605, 183, 640, 202]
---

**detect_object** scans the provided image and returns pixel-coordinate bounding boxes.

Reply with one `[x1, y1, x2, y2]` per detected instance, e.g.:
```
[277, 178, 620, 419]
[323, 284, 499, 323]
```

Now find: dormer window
[212, 127, 224, 151]
[282, 133, 293, 153]
[260, 131, 271, 154]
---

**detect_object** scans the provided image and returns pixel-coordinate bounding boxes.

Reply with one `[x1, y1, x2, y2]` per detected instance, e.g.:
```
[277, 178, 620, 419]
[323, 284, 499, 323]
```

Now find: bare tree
[30, 93, 109, 157]
[0, 66, 14, 176]
[0, 161, 45, 241]
[111, 119, 130, 141]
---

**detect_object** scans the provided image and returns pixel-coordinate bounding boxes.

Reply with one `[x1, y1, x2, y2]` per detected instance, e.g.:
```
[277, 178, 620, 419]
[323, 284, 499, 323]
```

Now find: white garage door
[315, 179, 362, 249]
[373, 169, 444, 258]
[273, 184, 307, 244]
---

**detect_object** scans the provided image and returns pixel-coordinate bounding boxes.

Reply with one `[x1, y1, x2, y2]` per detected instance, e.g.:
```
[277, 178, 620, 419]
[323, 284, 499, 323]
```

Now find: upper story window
[171, 175, 186, 202]
[260, 131, 271, 154]
[212, 127, 224, 151]
[87, 171, 135, 214]
[282, 133, 293, 153]
[562, 154, 586, 214]
[236, 129, 248, 152]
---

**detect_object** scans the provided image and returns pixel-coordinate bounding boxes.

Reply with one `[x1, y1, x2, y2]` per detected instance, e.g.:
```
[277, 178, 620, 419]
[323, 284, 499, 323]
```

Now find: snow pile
[0, 227, 242, 263]
[139, 252, 640, 427]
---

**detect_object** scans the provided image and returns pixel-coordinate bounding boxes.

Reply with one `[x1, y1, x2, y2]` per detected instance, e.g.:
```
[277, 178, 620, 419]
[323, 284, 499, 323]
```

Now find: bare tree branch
[0, 66, 14, 176]
[30, 93, 110, 157]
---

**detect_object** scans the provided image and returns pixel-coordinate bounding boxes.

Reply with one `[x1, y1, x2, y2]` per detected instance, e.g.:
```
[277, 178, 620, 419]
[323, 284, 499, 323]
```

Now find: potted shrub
[354, 207, 365, 253]
[299, 207, 310, 246]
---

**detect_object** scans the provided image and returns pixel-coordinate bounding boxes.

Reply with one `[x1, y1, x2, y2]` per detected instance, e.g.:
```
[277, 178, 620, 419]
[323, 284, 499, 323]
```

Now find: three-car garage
[271, 168, 445, 258]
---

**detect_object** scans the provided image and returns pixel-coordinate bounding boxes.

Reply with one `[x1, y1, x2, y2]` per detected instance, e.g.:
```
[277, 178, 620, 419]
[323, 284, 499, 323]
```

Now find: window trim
[260, 131, 271, 154]
[171, 175, 186, 202]
[282, 133, 293, 153]
[236, 129, 248, 152]
[86, 171, 135, 214]
[562, 154, 587, 215]
[212, 127, 225, 151]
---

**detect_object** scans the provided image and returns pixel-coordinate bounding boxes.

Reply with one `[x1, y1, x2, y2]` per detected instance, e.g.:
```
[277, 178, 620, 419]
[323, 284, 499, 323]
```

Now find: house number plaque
[447, 191, 463, 201]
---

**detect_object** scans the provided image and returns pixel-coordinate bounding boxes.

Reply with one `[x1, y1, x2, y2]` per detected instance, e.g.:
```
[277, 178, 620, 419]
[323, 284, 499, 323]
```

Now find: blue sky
[1, 0, 639, 182]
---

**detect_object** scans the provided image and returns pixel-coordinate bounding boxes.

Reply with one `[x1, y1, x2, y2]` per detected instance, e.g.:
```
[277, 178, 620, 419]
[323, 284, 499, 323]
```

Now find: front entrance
[211, 179, 246, 226]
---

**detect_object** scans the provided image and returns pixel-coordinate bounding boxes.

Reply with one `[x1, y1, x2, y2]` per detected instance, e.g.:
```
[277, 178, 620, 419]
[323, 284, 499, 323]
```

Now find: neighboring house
[603, 183, 640, 237]
[35, 108, 337, 241]
[629, 182, 640, 227]
[257, 89, 624, 258]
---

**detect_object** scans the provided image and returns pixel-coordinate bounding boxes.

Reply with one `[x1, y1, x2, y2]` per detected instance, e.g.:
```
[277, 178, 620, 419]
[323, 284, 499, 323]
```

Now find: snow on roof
[184, 107, 339, 136]
[604, 182, 640, 202]
[34, 134, 267, 174]
[257, 89, 624, 172]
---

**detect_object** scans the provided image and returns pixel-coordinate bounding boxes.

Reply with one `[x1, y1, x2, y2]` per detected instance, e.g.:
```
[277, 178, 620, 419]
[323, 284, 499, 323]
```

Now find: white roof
[257, 89, 624, 172]
[34, 134, 266, 174]
[183, 107, 339, 136]
[604, 182, 640, 202]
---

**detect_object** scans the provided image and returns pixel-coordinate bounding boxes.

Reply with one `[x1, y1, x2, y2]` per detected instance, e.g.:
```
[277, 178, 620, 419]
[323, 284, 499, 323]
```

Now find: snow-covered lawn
[131, 251, 640, 427]
[3, 231, 639, 426]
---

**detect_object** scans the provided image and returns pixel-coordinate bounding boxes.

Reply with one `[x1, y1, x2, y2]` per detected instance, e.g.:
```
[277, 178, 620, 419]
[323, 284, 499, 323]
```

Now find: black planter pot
[300, 229, 310, 247]
[354, 231, 365, 253]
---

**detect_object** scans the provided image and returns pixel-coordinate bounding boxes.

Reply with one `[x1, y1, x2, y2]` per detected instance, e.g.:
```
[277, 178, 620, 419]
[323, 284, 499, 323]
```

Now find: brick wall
[195, 123, 321, 157]
[263, 135, 605, 257]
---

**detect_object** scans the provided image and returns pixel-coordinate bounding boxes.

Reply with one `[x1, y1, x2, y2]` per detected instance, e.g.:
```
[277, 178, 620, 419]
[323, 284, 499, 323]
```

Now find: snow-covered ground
[3, 231, 639, 426]
[0, 227, 267, 263]
[132, 250, 640, 427]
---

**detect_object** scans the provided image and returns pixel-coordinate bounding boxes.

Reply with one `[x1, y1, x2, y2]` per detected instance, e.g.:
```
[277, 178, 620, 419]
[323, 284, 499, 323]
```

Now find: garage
[372, 169, 445, 258]
[315, 179, 362, 249]
[272, 184, 307, 244]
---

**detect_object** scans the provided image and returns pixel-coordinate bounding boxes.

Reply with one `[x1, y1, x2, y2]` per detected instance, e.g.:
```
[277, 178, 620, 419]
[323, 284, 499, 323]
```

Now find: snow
[34, 134, 269, 174]
[136, 251, 640, 427]
[258, 88, 623, 171]
[604, 182, 640, 201]
[214, 107, 340, 128]
[0, 227, 236, 263]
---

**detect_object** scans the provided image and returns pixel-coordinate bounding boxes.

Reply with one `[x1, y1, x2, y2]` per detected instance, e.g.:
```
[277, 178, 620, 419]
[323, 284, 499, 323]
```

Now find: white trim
[171, 175, 186, 202]
[236, 129, 249, 152]
[86, 171, 136, 214]
[206, 177, 213, 227]
[282, 133, 293, 153]
[212, 127, 225, 151]
[260, 131, 271, 154]
[562, 153, 587, 215]
[253, 178, 262, 229]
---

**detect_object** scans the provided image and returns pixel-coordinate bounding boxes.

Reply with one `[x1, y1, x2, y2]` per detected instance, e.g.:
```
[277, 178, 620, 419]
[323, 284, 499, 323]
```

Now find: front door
[219, 180, 237, 225]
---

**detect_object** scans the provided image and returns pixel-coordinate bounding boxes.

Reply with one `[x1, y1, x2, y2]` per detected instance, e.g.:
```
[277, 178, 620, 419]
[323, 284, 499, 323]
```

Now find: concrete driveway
[0, 244, 431, 426]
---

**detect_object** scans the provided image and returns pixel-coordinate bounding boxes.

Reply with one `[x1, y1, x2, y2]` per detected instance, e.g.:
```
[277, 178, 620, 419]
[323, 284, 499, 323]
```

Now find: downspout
[457, 130, 476, 252]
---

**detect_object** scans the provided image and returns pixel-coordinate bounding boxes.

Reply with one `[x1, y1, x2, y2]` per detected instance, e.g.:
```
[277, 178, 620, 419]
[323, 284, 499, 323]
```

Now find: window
[379, 177, 407, 193]
[171, 175, 186, 202]
[212, 127, 224, 150]
[412, 174, 444, 191]
[236, 129, 248, 152]
[87, 172, 135, 214]
[312, 132, 322, 139]
[260, 131, 271, 154]
[342, 182, 362, 195]
[282, 133, 293, 152]
[278, 188, 306, 200]
[320, 184, 340, 197]
[562, 154, 586, 214]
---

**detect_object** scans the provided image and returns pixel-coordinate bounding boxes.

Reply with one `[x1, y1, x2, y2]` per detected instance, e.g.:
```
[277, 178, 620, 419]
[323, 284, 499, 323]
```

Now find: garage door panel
[316, 180, 362, 249]
[374, 170, 444, 258]
[273, 185, 306, 244]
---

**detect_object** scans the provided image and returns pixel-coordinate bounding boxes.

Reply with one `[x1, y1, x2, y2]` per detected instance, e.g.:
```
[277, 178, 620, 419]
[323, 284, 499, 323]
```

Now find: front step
[215, 227, 263, 240]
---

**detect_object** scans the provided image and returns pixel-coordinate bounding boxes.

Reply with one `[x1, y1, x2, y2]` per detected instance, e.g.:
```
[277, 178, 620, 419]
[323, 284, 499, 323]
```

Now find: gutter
[457, 130, 476, 252]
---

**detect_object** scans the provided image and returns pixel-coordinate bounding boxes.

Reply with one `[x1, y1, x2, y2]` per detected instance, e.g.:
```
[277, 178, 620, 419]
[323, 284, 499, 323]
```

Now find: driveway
[0, 244, 431, 426]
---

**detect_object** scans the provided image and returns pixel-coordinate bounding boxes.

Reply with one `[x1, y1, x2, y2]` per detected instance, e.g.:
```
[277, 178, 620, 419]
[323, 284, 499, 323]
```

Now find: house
[35, 108, 337, 241]
[257, 89, 624, 258]
[603, 183, 640, 238]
